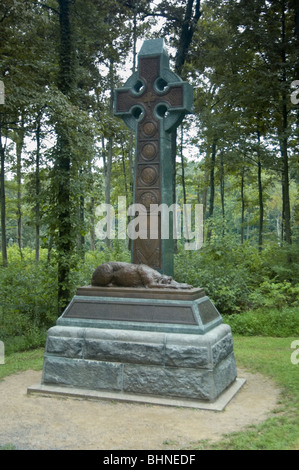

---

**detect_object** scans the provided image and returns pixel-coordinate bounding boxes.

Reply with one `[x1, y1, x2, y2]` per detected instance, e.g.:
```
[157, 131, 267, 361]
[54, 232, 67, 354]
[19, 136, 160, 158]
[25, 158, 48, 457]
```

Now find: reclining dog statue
[91, 261, 192, 290]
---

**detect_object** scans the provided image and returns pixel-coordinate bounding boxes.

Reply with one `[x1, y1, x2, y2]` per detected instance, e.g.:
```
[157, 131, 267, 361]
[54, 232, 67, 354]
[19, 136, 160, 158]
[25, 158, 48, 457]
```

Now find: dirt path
[0, 368, 281, 450]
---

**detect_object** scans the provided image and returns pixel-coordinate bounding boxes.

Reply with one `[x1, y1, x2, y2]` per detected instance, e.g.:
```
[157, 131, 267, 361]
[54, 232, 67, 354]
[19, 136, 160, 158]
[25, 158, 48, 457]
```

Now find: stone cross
[114, 38, 193, 276]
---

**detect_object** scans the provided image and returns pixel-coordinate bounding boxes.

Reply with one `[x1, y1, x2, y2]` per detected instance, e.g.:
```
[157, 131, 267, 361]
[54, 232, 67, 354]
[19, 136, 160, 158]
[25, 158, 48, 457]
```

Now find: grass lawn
[0, 348, 44, 381]
[0, 337, 298, 450]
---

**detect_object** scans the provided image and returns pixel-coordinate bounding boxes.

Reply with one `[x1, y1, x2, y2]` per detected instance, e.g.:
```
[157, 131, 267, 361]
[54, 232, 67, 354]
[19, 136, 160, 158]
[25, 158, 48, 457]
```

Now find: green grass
[188, 336, 299, 450]
[0, 444, 15, 450]
[0, 348, 44, 380]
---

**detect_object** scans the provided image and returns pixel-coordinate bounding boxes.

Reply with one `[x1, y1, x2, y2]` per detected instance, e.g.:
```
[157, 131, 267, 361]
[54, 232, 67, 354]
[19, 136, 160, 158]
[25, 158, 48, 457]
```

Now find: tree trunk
[122, 147, 128, 198]
[132, 0, 139, 74]
[293, 0, 299, 79]
[257, 155, 263, 251]
[35, 114, 41, 263]
[219, 150, 225, 237]
[281, 172, 285, 243]
[257, 131, 263, 252]
[0, 125, 7, 267]
[280, 0, 292, 245]
[89, 196, 95, 251]
[281, 135, 292, 244]
[128, 135, 134, 194]
[180, 126, 189, 244]
[174, 0, 202, 78]
[180, 126, 187, 206]
[102, 59, 115, 248]
[209, 139, 217, 217]
[295, 0, 299, 132]
[56, 132, 72, 310]
[241, 170, 245, 245]
[105, 138, 113, 247]
[127, 136, 134, 252]
[276, 216, 281, 243]
[207, 138, 217, 241]
[102, 137, 113, 248]
[172, 0, 202, 224]
[57, 0, 75, 312]
[171, 129, 177, 207]
[16, 119, 25, 259]
[47, 235, 53, 263]
[78, 167, 85, 259]
[202, 165, 209, 222]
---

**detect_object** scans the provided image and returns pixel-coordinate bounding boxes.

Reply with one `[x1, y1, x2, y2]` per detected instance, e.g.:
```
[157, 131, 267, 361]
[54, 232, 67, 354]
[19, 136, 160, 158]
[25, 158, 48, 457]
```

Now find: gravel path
[0, 368, 281, 450]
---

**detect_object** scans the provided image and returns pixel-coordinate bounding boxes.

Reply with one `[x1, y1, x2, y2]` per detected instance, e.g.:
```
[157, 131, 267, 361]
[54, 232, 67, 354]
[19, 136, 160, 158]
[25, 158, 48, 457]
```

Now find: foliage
[0, 247, 58, 353]
[0, 244, 130, 354]
[249, 282, 299, 310]
[224, 308, 299, 337]
[175, 236, 253, 313]
[175, 236, 299, 314]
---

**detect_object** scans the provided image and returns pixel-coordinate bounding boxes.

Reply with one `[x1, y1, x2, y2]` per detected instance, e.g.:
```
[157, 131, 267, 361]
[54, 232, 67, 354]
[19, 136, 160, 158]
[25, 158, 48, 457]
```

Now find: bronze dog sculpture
[91, 262, 192, 289]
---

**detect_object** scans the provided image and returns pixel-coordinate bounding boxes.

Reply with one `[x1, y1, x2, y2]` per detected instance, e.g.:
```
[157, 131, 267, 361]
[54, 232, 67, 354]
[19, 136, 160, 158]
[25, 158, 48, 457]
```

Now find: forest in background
[0, 0, 298, 351]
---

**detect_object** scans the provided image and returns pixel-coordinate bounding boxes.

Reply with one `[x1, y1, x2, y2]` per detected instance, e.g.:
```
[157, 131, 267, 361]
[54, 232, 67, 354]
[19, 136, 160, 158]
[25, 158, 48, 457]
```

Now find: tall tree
[0, 125, 7, 267]
[13, 115, 26, 258]
[173, 0, 202, 77]
[190, 0, 297, 247]
[227, 0, 296, 245]
[0, 0, 41, 265]
[55, 0, 76, 311]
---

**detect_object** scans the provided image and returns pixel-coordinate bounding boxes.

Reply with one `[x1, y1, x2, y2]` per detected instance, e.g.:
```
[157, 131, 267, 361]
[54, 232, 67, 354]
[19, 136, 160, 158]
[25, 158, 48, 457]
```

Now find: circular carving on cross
[141, 143, 157, 161]
[142, 122, 157, 136]
[140, 166, 158, 185]
[139, 191, 158, 209]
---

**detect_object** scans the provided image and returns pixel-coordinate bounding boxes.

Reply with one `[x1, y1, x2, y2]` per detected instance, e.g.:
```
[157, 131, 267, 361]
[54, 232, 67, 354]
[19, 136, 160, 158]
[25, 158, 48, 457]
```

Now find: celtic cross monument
[114, 38, 193, 276]
[31, 39, 244, 410]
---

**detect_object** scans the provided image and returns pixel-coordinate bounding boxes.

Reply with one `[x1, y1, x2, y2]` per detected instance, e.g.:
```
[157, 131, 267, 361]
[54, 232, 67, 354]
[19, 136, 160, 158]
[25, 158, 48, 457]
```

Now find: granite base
[36, 323, 238, 403]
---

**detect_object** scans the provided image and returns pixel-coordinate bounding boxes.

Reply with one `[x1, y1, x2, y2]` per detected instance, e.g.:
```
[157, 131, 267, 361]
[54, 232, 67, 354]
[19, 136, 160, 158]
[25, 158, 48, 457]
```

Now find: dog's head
[159, 275, 173, 285]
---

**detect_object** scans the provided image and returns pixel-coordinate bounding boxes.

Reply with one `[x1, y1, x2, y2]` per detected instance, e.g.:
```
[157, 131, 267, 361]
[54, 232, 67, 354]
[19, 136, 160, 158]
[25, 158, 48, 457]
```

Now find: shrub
[174, 238, 256, 314]
[249, 280, 299, 310]
[0, 244, 131, 353]
[174, 238, 299, 315]
[223, 307, 299, 337]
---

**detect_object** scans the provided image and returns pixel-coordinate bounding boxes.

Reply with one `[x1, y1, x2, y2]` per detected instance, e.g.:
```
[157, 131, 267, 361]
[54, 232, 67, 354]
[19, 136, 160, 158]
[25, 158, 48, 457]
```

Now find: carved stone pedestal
[28, 287, 245, 410]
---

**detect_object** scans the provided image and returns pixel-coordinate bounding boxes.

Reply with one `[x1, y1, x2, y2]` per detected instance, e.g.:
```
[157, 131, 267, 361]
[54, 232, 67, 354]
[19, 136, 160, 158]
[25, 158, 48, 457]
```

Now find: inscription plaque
[63, 298, 197, 325]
